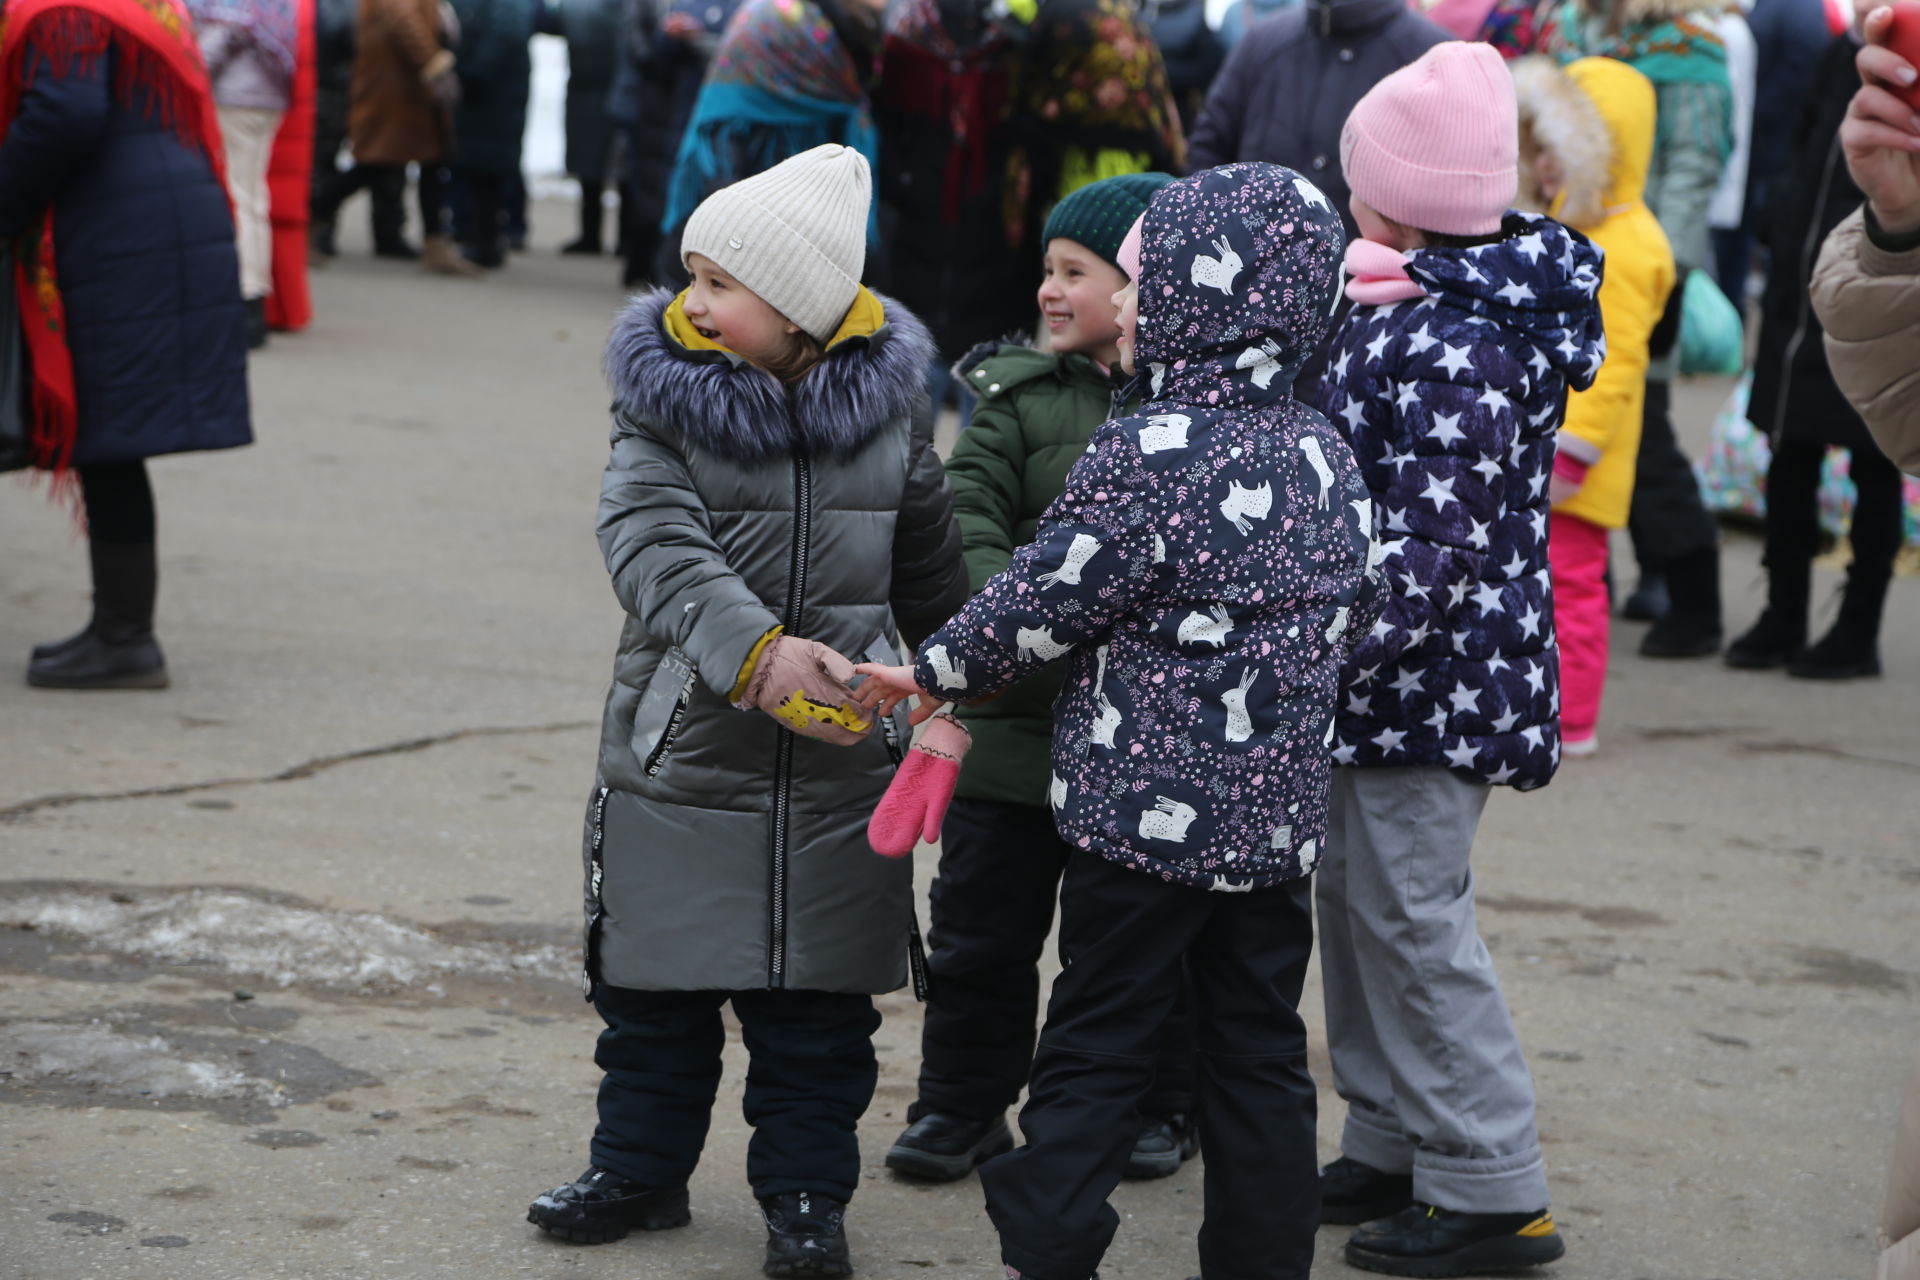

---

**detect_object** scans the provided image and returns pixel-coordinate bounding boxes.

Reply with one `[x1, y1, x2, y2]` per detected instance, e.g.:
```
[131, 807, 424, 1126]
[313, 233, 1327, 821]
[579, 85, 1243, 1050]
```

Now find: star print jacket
[911, 163, 1384, 890]
[1315, 212, 1606, 790]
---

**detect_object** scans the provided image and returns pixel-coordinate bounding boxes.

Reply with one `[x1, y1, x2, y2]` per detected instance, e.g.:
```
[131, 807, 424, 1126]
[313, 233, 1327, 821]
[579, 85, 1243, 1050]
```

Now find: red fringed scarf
[0, 0, 227, 476]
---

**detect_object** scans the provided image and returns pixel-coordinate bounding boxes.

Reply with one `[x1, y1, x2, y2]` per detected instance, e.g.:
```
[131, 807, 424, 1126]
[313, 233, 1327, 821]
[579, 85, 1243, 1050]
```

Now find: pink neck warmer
[1344, 238, 1427, 305]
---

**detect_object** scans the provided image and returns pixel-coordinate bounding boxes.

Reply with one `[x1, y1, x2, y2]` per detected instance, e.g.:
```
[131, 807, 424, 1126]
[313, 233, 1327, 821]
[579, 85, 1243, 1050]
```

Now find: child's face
[1349, 195, 1424, 252]
[1038, 238, 1128, 366]
[683, 253, 803, 368]
[1111, 277, 1140, 375]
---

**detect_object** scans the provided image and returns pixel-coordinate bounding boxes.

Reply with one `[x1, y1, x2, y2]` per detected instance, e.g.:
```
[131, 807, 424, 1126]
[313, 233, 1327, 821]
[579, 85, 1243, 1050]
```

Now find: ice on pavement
[1, 888, 570, 991]
[7, 1020, 287, 1105]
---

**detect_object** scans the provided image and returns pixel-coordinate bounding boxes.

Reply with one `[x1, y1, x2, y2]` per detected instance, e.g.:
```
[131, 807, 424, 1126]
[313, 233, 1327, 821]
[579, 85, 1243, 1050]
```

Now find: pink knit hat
[1340, 41, 1519, 237]
[1116, 214, 1145, 279]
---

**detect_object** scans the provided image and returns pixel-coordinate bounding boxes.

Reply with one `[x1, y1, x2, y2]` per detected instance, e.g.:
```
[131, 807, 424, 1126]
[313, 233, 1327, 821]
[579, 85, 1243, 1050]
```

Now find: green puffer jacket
[947, 342, 1127, 808]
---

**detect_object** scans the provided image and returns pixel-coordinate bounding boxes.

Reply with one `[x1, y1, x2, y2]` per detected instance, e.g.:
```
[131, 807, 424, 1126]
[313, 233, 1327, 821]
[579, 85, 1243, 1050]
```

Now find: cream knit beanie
[680, 144, 872, 344]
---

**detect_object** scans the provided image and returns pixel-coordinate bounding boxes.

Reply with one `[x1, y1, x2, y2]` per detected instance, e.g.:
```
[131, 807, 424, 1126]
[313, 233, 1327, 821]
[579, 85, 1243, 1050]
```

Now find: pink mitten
[868, 715, 973, 858]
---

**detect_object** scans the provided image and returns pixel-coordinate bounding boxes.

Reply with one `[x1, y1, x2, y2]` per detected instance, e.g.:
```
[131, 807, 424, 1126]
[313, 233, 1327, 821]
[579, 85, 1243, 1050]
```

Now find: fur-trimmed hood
[1511, 55, 1613, 229]
[603, 288, 935, 463]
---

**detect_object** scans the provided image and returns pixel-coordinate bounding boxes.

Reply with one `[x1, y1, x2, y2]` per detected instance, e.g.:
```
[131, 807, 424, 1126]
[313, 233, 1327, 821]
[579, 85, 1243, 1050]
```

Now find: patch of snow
[0, 889, 569, 991]
[5, 1021, 286, 1105]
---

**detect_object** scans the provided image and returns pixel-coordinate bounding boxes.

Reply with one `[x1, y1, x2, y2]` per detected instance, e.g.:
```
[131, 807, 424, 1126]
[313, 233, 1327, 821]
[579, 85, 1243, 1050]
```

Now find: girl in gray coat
[526, 144, 966, 1278]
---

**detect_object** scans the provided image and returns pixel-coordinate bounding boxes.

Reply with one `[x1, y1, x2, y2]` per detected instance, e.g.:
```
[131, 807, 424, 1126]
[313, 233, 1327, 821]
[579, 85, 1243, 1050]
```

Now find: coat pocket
[633, 647, 698, 778]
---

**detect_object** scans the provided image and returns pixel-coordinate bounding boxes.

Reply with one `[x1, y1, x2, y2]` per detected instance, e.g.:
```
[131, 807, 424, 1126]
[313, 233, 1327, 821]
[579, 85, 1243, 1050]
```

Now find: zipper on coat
[768, 440, 813, 989]
[1772, 136, 1843, 441]
[582, 784, 609, 1002]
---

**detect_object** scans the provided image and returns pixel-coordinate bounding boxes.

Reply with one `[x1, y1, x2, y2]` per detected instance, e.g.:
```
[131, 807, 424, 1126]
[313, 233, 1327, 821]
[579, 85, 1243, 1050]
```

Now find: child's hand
[851, 663, 949, 725]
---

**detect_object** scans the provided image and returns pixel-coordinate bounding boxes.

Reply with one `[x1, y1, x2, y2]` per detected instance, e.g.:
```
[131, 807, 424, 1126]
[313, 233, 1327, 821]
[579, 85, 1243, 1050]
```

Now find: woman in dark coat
[559, 0, 621, 253]
[1726, 30, 1904, 680]
[1, 0, 252, 690]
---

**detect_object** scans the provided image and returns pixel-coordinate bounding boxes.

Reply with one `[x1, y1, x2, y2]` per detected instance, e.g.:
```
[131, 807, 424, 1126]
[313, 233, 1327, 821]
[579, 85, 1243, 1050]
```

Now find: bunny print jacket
[1316, 212, 1606, 791]
[911, 164, 1383, 890]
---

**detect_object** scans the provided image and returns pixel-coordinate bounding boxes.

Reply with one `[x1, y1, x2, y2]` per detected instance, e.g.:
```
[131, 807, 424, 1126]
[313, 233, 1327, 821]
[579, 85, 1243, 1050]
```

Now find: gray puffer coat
[585, 287, 966, 997]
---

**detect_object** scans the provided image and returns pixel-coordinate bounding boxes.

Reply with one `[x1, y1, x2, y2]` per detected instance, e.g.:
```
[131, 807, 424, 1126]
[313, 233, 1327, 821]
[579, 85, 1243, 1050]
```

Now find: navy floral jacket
[1316, 212, 1606, 790]
[910, 163, 1383, 889]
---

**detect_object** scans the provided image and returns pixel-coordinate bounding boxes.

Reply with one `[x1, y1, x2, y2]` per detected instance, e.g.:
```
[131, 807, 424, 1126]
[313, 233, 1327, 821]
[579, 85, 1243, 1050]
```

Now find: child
[857, 161, 1380, 1280]
[526, 144, 967, 1279]
[1514, 54, 1677, 750]
[882, 172, 1207, 1187]
[1311, 41, 1603, 1276]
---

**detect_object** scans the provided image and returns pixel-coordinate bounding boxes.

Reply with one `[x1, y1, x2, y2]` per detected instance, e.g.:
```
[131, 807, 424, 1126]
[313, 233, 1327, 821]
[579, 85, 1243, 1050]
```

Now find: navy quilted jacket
[912, 163, 1382, 890]
[1315, 213, 1605, 791]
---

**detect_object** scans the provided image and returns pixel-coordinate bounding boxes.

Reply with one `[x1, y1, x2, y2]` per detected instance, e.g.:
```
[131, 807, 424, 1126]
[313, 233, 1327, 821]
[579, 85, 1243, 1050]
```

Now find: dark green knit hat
[1041, 172, 1178, 273]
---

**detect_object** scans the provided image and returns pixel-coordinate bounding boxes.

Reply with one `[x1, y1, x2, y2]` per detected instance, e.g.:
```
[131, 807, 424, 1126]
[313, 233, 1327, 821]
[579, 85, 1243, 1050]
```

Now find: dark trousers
[589, 985, 881, 1204]
[1629, 289, 1721, 571]
[1767, 436, 1906, 583]
[318, 162, 445, 245]
[78, 461, 154, 545]
[982, 851, 1319, 1280]
[916, 798, 1194, 1123]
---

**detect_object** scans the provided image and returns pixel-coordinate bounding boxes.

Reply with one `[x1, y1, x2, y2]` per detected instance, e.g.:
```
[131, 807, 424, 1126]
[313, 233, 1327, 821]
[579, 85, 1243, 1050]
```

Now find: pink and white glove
[868, 714, 972, 857]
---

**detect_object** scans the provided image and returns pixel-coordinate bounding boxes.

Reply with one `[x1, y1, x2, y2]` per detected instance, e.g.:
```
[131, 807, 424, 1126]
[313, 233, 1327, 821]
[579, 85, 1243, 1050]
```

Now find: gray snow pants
[1318, 765, 1551, 1214]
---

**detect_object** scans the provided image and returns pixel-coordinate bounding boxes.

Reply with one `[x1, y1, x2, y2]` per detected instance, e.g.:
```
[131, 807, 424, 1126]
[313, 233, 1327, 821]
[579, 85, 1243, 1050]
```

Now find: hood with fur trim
[602, 287, 934, 463]
[1511, 55, 1614, 229]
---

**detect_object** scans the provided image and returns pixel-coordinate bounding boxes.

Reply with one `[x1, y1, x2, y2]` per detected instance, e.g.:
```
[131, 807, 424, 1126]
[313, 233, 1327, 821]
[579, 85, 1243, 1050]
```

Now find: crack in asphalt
[0, 721, 596, 821]
[1738, 739, 1920, 774]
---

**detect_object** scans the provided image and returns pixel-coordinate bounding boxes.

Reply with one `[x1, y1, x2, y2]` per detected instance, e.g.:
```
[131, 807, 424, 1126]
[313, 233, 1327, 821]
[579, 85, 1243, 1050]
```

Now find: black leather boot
[1640, 546, 1722, 657]
[1790, 565, 1890, 679]
[526, 1166, 691, 1243]
[563, 179, 605, 255]
[884, 1111, 1013, 1181]
[759, 1191, 851, 1278]
[1320, 1156, 1414, 1226]
[1345, 1203, 1565, 1277]
[1124, 1113, 1199, 1179]
[27, 542, 167, 689]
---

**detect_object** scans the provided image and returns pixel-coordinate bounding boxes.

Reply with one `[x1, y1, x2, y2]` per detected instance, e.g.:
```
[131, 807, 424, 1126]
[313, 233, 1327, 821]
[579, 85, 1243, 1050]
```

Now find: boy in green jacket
[883, 172, 1194, 1184]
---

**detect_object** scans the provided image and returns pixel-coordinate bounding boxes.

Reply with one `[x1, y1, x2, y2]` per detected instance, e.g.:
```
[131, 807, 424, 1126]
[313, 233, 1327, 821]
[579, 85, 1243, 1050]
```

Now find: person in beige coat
[1811, 4, 1920, 477]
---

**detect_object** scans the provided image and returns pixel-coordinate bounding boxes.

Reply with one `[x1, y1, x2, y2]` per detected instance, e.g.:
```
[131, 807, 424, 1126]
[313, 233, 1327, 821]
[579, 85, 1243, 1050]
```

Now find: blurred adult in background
[1, 0, 251, 689]
[1216, 0, 1295, 49]
[1812, 3, 1920, 478]
[1143, 0, 1222, 124]
[606, 0, 738, 285]
[1706, 0, 1755, 306]
[1000, 0, 1185, 255]
[1557, 0, 1733, 657]
[447, 0, 536, 267]
[559, 0, 622, 254]
[189, 0, 300, 347]
[871, 0, 1026, 411]
[309, 0, 409, 255]
[658, 0, 885, 286]
[316, 0, 465, 270]
[1188, 0, 1446, 240]
[1730, 23, 1904, 680]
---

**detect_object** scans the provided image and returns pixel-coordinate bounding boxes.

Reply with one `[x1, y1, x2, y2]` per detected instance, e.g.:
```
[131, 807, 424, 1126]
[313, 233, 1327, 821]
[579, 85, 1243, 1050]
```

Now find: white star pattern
[1381, 536, 1408, 559]
[1425, 705, 1450, 728]
[1502, 551, 1528, 578]
[1447, 582, 1472, 608]
[1521, 725, 1546, 751]
[1518, 604, 1543, 639]
[1340, 397, 1368, 432]
[1472, 582, 1506, 615]
[1477, 387, 1511, 416]
[1434, 344, 1473, 380]
[1371, 616, 1396, 639]
[1528, 346, 1550, 378]
[1331, 348, 1352, 383]
[1472, 456, 1502, 481]
[1372, 727, 1408, 753]
[1421, 474, 1458, 512]
[1346, 691, 1373, 716]
[1528, 471, 1549, 499]
[1406, 323, 1439, 354]
[1331, 743, 1358, 765]
[1399, 571, 1430, 602]
[1524, 661, 1546, 694]
[1449, 683, 1482, 714]
[1486, 654, 1512, 673]
[1365, 330, 1392, 363]
[1404, 620, 1434, 648]
[1443, 739, 1480, 769]
[1386, 506, 1412, 534]
[1494, 280, 1536, 306]
[1389, 667, 1425, 694]
[1352, 663, 1380, 685]
[1487, 762, 1518, 784]
[1467, 518, 1490, 549]
[1451, 630, 1470, 654]
[1396, 381, 1423, 412]
[1430, 412, 1466, 447]
[1491, 708, 1521, 734]
[1514, 232, 1547, 264]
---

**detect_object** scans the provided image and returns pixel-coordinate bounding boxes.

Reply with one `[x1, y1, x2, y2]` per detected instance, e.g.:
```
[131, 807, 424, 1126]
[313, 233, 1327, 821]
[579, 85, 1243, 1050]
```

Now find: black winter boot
[27, 542, 167, 689]
[1726, 610, 1806, 669]
[884, 1111, 1012, 1181]
[1620, 571, 1669, 621]
[1319, 1156, 1415, 1226]
[245, 296, 269, 350]
[563, 179, 605, 255]
[1790, 566, 1890, 679]
[1124, 1113, 1199, 1179]
[1640, 546, 1722, 657]
[526, 1166, 691, 1243]
[1345, 1203, 1565, 1277]
[760, 1191, 851, 1278]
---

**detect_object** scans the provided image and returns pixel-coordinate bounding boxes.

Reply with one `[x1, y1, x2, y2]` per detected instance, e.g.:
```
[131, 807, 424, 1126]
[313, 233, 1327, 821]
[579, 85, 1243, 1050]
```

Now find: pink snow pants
[1548, 513, 1610, 746]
